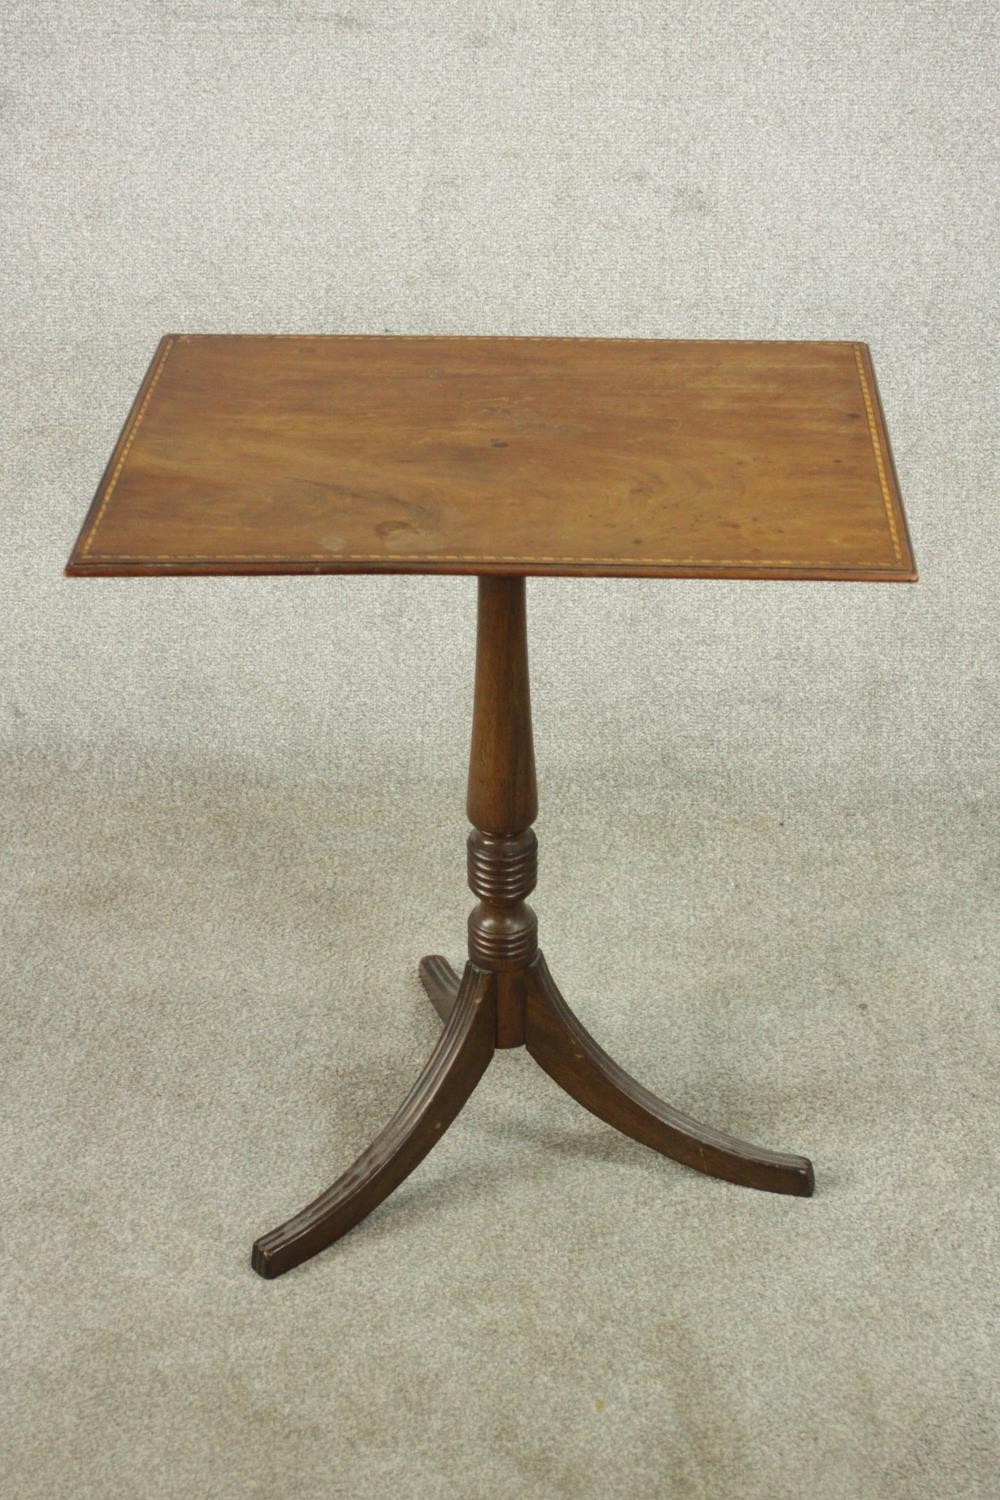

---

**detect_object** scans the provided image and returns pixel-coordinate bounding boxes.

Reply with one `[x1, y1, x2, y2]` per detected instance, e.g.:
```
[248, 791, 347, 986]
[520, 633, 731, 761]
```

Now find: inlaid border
[80, 335, 177, 556]
[852, 344, 903, 564]
[73, 335, 913, 574]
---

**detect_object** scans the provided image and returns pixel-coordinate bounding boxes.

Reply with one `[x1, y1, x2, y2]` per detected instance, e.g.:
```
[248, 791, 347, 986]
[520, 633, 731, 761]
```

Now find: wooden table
[66, 335, 917, 1277]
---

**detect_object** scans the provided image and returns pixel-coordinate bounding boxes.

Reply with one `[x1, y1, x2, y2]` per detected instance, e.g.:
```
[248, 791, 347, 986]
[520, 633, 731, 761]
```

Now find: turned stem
[467, 575, 537, 832]
[466, 576, 538, 1047]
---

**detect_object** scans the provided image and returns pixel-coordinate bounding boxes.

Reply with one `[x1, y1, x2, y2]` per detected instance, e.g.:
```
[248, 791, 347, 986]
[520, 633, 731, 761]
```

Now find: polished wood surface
[63, 333, 875, 1272]
[466, 577, 538, 1047]
[252, 963, 496, 1278]
[467, 576, 537, 834]
[417, 952, 813, 1197]
[524, 953, 814, 1196]
[253, 560, 816, 1274]
[66, 335, 916, 581]
[417, 955, 463, 1025]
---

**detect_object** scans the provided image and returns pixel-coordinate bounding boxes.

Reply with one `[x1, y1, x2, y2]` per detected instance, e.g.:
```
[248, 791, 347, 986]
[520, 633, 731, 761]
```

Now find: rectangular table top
[65, 335, 916, 581]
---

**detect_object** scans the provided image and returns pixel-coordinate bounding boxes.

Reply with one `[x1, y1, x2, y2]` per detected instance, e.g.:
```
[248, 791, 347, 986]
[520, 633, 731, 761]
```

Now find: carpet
[2, 3, 997, 1496]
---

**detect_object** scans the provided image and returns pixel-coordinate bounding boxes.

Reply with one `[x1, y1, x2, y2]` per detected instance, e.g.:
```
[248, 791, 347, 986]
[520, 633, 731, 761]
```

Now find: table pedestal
[251, 577, 813, 1278]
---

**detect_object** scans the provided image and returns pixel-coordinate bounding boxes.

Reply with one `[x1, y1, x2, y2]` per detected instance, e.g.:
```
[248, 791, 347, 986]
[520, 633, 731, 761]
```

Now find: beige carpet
[2, 3, 997, 1497]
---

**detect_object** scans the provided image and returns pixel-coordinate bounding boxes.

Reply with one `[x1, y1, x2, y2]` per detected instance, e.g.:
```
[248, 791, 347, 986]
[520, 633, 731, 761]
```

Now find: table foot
[418, 954, 462, 1022]
[524, 952, 814, 1197]
[251, 965, 496, 1277]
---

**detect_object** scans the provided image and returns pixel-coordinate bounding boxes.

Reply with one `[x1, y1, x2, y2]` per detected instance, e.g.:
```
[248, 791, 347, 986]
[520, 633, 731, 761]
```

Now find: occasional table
[66, 335, 917, 1277]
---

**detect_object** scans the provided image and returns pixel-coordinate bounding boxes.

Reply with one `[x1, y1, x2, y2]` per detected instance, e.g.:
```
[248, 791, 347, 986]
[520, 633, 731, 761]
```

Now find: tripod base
[425, 953, 813, 1194]
[252, 580, 813, 1279]
[252, 952, 813, 1278]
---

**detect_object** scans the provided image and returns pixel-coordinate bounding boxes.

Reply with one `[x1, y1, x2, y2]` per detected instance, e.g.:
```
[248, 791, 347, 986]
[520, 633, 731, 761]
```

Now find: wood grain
[65, 335, 916, 581]
[466, 576, 538, 1046]
[251, 963, 496, 1277]
[417, 955, 462, 1023]
[525, 952, 815, 1197]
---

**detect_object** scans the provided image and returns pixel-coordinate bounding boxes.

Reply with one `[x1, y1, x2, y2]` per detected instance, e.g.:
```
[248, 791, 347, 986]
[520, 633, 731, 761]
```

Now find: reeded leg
[525, 953, 814, 1196]
[252, 965, 497, 1277]
[418, 954, 462, 1022]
